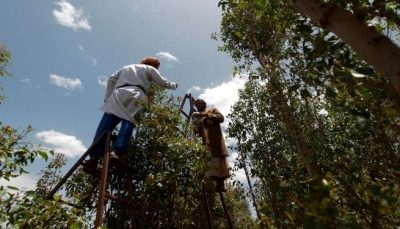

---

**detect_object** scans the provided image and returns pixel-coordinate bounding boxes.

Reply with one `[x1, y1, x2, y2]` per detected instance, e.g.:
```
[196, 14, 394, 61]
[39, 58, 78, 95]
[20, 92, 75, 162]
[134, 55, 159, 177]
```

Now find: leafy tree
[0, 44, 11, 103]
[215, 0, 400, 228]
[289, 0, 400, 93]
[19, 154, 89, 229]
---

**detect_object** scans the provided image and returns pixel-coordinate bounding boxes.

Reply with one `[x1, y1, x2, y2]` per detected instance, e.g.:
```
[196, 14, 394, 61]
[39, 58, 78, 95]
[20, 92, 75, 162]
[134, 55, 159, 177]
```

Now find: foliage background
[2, 0, 400, 228]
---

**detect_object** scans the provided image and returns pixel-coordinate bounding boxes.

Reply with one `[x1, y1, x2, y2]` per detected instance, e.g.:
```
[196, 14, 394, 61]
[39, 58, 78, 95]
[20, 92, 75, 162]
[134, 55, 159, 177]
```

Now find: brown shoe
[109, 151, 128, 168]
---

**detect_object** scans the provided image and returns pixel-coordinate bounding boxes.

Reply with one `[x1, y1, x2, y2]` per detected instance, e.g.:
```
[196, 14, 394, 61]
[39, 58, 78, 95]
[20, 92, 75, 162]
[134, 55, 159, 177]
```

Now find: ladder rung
[105, 193, 131, 206]
[81, 163, 101, 176]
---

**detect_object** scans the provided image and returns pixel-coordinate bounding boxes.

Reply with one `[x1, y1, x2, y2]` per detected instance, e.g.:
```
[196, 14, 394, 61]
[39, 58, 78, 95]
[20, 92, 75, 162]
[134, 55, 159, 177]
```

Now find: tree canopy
[215, 0, 400, 228]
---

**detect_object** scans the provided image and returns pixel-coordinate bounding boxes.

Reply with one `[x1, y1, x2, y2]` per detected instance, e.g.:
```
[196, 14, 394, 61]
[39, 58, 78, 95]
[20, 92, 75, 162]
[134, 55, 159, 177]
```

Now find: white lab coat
[100, 64, 178, 123]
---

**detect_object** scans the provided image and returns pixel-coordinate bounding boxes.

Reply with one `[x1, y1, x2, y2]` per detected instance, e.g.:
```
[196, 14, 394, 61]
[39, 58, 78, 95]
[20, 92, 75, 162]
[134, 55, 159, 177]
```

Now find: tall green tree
[216, 0, 400, 228]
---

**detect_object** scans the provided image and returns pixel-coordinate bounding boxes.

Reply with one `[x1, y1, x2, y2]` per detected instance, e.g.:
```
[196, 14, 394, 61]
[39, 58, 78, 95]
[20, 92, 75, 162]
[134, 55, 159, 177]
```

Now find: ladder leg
[126, 170, 137, 229]
[46, 148, 90, 199]
[95, 132, 112, 228]
[47, 131, 107, 200]
[202, 187, 214, 229]
[218, 190, 234, 229]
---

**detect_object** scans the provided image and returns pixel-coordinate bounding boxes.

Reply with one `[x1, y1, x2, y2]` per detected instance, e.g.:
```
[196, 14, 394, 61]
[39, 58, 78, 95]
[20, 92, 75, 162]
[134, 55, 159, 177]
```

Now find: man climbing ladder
[192, 98, 232, 192]
[84, 57, 178, 173]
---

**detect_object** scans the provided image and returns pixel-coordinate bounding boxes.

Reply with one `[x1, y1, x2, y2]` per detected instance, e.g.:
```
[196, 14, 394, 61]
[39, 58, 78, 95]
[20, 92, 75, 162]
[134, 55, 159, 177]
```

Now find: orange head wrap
[140, 57, 160, 69]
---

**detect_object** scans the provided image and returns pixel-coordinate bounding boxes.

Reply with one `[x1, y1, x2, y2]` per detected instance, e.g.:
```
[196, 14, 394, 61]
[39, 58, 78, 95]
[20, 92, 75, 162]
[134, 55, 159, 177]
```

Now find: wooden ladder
[46, 131, 137, 229]
[180, 93, 234, 229]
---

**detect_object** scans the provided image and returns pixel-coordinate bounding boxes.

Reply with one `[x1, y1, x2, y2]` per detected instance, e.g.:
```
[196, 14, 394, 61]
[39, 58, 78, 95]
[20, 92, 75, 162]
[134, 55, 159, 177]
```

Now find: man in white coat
[84, 57, 178, 172]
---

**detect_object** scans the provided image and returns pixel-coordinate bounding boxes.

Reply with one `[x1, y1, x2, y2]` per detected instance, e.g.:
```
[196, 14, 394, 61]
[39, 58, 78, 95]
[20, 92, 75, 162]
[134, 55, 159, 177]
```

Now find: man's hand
[193, 112, 207, 118]
[198, 112, 207, 118]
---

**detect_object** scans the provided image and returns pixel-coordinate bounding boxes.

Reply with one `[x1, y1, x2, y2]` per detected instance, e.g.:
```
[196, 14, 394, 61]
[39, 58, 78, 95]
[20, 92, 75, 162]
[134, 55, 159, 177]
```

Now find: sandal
[109, 151, 128, 168]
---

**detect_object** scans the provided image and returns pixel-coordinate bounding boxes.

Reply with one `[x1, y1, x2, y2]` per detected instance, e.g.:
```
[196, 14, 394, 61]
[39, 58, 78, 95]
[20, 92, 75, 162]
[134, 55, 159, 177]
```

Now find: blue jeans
[89, 113, 134, 158]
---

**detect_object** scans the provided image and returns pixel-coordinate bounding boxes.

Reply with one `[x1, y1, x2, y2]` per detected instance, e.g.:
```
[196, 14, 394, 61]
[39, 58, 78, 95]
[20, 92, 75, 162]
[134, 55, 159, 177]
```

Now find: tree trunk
[249, 27, 321, 176]
[279, 96, 320, 176]
[291, 0, 400, 95]
[239, 149, 266, 227]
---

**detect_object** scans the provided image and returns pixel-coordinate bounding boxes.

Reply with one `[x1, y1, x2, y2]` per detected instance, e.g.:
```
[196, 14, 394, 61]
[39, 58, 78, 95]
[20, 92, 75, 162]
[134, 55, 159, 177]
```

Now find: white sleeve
[104, 68, 122, 101]
[148, 67, 178, 90]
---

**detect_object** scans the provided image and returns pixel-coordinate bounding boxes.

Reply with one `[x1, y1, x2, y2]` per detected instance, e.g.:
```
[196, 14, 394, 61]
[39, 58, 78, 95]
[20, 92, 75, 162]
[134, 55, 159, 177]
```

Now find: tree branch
[291, 0, 400, 96]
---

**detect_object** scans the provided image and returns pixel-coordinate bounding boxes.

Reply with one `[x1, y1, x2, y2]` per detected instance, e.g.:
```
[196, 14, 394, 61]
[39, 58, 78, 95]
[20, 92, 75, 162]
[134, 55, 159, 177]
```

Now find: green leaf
[355, 84, 372, 101]
[53, 195, 60, 202]
[234, 31, 243, 38]
[6, 186, 19, 191]
[25, 190, 36, 197]
[39, 151, 49, 161]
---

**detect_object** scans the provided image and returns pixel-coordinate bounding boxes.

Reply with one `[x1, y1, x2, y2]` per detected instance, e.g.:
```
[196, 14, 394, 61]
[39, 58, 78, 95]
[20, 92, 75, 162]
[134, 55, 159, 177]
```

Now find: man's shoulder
[207, 107, 220, 113]
[123, 64, 140, 68]
[130, 64, 158, 71]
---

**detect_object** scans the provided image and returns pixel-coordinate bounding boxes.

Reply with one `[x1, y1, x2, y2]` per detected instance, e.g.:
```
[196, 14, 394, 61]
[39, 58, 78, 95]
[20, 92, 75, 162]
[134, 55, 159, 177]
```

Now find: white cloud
[185, 74, 248, 130]
[198, 75, 248, 129]
[98, 75, 108, 87]
[35, 130, 87, 158]
[78, 45, 97, 66]
[20, 78, 30, 84]
[53, 1, 91, 31]
[156, 52, 179, 62]
[92, 58, 97, 66]
[50, 74, 83, 90]
[187, 86, 201, 94]
[0, 174, 37, 193]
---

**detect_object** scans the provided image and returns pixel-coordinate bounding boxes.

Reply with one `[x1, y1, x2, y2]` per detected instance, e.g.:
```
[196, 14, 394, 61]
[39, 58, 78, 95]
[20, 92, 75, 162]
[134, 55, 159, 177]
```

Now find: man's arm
[205, 108, 224, 123]
[147, 67, 178, 90]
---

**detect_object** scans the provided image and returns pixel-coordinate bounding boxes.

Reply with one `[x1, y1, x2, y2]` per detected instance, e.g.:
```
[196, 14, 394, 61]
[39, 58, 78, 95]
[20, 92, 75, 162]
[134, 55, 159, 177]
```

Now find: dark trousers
[90, 113, 134, 158]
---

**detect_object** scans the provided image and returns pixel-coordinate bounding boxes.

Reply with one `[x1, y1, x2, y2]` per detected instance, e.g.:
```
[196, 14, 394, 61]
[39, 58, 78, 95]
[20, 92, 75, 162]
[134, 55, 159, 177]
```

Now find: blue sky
[0, 0, 249, 190]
